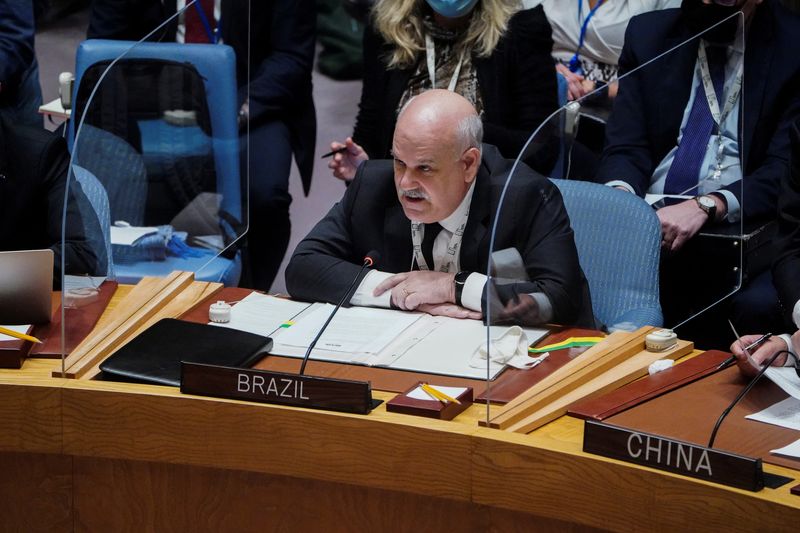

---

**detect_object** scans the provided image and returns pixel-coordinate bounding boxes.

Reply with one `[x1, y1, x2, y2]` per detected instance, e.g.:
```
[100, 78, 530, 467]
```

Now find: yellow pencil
[0, 325, 42, 344]
[420, 383, 461, 405]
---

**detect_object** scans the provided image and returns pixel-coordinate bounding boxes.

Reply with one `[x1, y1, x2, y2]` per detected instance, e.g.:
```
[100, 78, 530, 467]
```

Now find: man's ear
[462, 147, 481, 184]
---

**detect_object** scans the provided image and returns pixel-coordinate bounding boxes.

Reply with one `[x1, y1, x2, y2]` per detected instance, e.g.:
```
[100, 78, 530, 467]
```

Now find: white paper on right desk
[764, 367, 800, 401]
[274, 304, 422, 356]
[746, 396, 800, 431]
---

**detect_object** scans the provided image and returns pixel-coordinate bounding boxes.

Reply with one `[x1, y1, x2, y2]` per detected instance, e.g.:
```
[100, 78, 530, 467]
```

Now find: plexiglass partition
[483, 13, 746, 427]
[59, 1, 250, 376]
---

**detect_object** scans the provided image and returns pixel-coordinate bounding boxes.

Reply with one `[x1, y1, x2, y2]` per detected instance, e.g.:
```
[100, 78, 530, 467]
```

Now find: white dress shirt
[606, 34, 745, 222]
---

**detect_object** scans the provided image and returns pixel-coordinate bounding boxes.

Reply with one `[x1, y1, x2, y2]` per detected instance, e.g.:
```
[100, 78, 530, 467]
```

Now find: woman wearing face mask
[329, 0, 559, 181]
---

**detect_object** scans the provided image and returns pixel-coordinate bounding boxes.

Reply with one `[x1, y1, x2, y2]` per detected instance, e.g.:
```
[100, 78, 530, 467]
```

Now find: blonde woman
[329, 0, 558, 181]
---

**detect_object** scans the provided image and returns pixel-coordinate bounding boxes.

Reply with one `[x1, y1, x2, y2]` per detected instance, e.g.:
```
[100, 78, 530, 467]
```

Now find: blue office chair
[552, 179, 663, 330]
[68, 39, 243, 286]
[71, 164, 114, 278]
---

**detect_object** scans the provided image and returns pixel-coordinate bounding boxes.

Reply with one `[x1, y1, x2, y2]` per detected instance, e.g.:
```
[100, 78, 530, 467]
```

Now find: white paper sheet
[0, 325, 31, 342]
[110, 225, 159, 245]
[765, 367, 800, 401]
[372, 315, 548, 379]
[211, 293, 311, 337]
[771, 438, 800, 460]
[746, 396, 800, 431]
[275, 304, 422, 357]
[408, 385, 467, 401]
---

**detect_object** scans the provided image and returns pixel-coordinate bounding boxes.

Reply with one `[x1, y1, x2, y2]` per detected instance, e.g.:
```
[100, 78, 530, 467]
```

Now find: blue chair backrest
[552, 179, 663, 330]
[71, 164, 114, 278]
[72, 124, 147, 226]
[69, 39, 241, 221]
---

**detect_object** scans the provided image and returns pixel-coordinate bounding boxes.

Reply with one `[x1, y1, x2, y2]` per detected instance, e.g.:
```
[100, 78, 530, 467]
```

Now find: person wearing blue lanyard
[529, 0, 681, 102]
[596, 0, 800, 344]
[87, 0, 317, 292]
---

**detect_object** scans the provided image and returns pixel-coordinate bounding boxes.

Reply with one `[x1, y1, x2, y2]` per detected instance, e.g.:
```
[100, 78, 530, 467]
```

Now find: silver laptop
[0, 249, 54, 325]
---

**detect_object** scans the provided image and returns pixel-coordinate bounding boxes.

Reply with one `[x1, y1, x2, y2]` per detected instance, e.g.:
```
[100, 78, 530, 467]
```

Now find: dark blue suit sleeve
[596, 20, 656, 197]
[773, 121, 800, 322]
[0, 0, 35, 92]
[285, 163, 369, 304]
[244, 0, 316, 124]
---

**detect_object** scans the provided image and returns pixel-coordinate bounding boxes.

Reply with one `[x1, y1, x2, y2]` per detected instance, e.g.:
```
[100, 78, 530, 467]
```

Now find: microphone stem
[299, 260, 371, 375]
[707, 350, 790, 448]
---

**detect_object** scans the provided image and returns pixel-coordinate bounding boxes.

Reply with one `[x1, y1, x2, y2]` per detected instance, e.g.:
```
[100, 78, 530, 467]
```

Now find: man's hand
[730, 334, 789, 378]
[657, 199, 711, 252]
[374, 271, 456, 311]
[494, 294, 542, 326]
[328, 137, 368, 182]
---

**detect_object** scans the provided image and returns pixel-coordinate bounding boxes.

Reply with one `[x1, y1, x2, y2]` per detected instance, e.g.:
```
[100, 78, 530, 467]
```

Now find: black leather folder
[100, 318, 272, 386]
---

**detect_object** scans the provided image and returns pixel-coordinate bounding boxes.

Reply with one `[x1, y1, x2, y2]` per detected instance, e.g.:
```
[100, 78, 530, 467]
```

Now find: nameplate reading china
[180, 362, 375, 414]
[583, 420, 765, 491]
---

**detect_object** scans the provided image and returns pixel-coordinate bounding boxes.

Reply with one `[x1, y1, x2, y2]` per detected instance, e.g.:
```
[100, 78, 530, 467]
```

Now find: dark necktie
[184, 0, 217, 44]
[663, 46, 727, 195]
[421, 223, 442, 270]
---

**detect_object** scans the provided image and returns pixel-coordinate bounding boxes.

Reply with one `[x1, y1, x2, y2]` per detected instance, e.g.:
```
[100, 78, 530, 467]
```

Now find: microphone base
[181, 361, 378, 415]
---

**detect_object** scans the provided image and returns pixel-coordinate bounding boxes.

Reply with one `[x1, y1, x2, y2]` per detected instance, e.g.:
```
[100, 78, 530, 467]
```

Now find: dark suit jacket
[0, 116, 100, 285]
[87, 0, 317, 194]
[773, 121, 800, 324]
[354, 7, 558, 173]
[286, 144, 595, 327]
[596, 1, 800, 221]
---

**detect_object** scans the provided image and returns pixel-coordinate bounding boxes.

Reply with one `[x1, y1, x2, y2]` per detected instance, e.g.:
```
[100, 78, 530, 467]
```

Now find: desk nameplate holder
[583, 420, 789, 492]
[181, 361, 377, 415]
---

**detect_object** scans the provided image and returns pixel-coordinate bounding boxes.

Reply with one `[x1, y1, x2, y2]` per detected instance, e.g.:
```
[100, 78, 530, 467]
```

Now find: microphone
[298, 250, 380, 375]
[707, 349, 791, 448]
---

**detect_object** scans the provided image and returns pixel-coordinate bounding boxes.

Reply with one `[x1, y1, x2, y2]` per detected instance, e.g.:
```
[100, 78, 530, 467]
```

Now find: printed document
[746, 396, 800, 432]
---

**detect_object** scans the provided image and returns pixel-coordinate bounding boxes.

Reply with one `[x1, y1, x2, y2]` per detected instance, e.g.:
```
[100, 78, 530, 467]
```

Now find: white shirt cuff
[793, 300, 800, 329]
[530, 292, 553, 323]
[714, 190, 740, 223]
[349, 269, 393, 308]
[777, 334, 797, 366]
[461, 273, 487, 312]
[605, 180, 636, 194]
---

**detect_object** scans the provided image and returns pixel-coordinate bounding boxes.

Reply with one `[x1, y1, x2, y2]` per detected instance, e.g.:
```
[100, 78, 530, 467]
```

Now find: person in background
[730, 121, 800, 377]
[0, 0, 48, 127]
[87, 0, 316, 292]
[0, 115, 101, 285]
[526, 0, 680, 103]
[328, 0, 559, 182]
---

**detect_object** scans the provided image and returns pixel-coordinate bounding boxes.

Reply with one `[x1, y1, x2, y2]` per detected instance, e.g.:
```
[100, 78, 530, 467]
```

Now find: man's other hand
[730, 334, 789, 378]
[328, 137, 368, 182]
[374, 271, 457, 311]
[657, 199, 709, 252]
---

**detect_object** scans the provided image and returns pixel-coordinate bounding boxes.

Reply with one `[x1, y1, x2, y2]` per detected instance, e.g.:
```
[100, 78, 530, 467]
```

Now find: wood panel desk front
[0, 286, 798, 531]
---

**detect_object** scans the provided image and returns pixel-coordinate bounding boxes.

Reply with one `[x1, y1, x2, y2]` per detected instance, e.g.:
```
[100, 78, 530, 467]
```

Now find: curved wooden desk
[0, 288, 798, 531]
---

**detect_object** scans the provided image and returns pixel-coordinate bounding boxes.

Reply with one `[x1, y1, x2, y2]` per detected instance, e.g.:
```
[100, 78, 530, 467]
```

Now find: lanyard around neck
[410, 213, 469, 273]
[425, 33, 465, 92]
[569, 0, 606, 73]
[697, 41, 743, 126]
[191, 0, 218, 44]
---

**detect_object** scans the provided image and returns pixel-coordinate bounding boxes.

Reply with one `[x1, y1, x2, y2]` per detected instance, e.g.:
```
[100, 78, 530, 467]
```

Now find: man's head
[682, 0, 764, 43]
[392, 89, 482, 224]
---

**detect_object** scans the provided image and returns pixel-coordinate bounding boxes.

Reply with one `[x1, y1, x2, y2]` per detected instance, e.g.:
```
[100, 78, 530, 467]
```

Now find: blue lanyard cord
[569, 0, 606, 73]
[192, 0, 218, 44]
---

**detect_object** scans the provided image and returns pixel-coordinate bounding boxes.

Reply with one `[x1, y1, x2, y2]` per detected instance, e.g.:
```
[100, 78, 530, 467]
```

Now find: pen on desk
[0, 326, 42, 344]
[320, 146, 348, 159]
[420, 383, 461, 405]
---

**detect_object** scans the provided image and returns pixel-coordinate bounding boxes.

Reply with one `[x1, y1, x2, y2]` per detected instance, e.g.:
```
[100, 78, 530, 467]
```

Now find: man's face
[392, 125, 476, 224]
